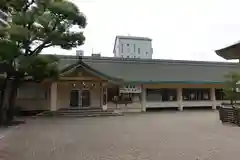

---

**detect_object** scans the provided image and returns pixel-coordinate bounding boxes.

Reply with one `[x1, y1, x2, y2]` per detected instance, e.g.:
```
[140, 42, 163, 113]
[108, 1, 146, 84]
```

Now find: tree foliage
[0, 0, 87, 78]
[0, 0, 87, 125]
[223, 72, 240, 104]
[0, 0, 86, 78]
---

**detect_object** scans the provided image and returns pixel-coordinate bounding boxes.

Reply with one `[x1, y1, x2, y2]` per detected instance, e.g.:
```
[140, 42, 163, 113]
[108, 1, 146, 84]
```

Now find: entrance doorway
[82, 90, 90, 107]
[70, 89, 91, 107]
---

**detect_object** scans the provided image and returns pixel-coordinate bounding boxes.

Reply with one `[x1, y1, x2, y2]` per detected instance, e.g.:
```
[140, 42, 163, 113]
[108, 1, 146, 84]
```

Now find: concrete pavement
[1, 111, 240, 160]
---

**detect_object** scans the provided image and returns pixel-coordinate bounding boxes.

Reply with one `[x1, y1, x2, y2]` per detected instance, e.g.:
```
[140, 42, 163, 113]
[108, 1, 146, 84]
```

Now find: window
[146, 52, 148, 55]
[121, 44, 123, 53]
[127, 44, 129, 46]
[134, 44, 136, 52]
[127, 47, 130, 52]
[146, 89, 177, 102]
[182, 88, 210, 101]
[161, 89, 177, 101]
[127, 56, 129, 58]
[215, 89, 227, 100]
[134, 56, 136, 58]
[146, 89, 162, 101]
[138, 48, 140, 54]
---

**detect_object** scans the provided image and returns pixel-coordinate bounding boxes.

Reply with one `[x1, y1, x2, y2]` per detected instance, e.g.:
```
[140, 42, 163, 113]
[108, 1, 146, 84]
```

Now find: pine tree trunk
[6, 80, 19, 123]
[0, 79, 12, 125]
[0, 78, 7, 126]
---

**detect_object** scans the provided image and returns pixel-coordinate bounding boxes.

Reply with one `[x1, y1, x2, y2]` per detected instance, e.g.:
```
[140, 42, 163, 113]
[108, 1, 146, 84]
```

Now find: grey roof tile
[58, 55, 240, 83]
[56, 55, 79, 70]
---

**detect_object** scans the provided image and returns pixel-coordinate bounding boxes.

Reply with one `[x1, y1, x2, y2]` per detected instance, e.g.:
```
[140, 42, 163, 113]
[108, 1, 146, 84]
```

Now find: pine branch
[29, 40, 49, 56]
[22, 0, 35, 12]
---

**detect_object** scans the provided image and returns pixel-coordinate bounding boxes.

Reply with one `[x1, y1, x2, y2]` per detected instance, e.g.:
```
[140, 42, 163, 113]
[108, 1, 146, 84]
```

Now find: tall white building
[113, 35, 153, 59]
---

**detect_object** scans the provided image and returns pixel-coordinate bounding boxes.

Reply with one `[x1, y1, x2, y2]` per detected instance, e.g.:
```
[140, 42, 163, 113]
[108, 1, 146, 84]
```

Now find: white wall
[16, 83, 50, 111]
[114, 38, 120, 57]
[115, 38, 153, 59]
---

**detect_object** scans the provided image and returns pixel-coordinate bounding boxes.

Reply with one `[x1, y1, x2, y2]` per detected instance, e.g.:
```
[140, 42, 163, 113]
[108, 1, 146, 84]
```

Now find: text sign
[119, 85, 142, 93]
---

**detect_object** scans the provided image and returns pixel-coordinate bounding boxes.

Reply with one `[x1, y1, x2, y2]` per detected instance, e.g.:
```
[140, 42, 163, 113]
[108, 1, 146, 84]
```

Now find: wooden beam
[59, 77, 101, 81]
[144, 83, 225, 89]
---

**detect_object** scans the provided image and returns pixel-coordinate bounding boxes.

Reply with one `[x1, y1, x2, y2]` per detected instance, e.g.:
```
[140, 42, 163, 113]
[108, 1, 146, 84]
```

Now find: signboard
[119, 85, 142, 93]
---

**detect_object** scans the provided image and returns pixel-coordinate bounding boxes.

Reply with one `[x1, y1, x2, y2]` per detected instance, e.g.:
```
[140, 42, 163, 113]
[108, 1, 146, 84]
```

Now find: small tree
[223, 72, 240, 105]
[0, 0, 87, 125]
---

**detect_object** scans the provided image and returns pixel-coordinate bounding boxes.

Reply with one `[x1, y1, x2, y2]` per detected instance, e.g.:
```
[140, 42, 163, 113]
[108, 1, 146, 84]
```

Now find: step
[58, 108, 115, 113]
[59, 109, 103, 112]
[57, 111, 118, 115]
[57, 112, 122, 116]
[59, 107, 102, 111]
[39, 110, 123, 117]
[57, 109, 109, 113]
[56, 113, 123, 117]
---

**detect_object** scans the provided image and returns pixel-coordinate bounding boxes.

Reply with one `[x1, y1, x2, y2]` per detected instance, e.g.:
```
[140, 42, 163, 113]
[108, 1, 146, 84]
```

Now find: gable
[60, 66, 103, 81]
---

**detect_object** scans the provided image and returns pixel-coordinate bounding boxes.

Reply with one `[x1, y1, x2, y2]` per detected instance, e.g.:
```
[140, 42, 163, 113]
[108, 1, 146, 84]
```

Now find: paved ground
[1, 111, 240, 160]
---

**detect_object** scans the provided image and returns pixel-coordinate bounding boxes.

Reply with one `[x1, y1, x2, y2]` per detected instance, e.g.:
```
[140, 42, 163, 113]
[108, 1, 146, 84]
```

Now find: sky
[45, 0, 240, 62]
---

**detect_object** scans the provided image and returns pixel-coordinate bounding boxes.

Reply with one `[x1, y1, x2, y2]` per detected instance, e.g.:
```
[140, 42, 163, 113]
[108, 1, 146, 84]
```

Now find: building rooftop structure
[113, 35, 152, 53]
[113, 35, 153, 59]
[115, 35, 152, 41]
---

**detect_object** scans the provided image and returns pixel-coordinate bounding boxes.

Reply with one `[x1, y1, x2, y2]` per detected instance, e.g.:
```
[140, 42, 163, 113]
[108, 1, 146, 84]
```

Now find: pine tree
[0, 0, 87, 125]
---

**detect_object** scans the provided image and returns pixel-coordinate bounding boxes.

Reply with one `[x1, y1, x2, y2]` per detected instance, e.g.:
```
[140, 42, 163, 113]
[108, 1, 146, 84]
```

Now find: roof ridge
[48, 53, 235, 63]
[81, 56, 239, 67]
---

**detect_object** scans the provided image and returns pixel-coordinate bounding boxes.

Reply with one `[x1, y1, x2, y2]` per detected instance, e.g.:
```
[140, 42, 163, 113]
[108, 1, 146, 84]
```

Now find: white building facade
[113, 35, 153, 59]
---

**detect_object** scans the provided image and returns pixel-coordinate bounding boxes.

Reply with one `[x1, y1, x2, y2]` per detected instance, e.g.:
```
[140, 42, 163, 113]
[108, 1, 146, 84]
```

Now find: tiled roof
[58, 55, 240, 84]
[215, 42, 240, 60]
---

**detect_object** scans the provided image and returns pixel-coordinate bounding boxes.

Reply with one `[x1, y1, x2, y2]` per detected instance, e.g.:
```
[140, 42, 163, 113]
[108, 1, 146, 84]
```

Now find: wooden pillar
[100, 82, 102, 107]
[101, 82, 108, 111]
[177, 87, 183, 111]
[141, 85, 146, 112]
[211, 87, 216, 110]
[103, 87, 108, 111]
[50, 82, 57, 111]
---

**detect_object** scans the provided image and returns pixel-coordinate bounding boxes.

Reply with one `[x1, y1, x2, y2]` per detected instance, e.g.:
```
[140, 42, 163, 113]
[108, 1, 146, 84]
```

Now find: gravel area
[1, 111, 240, 160]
